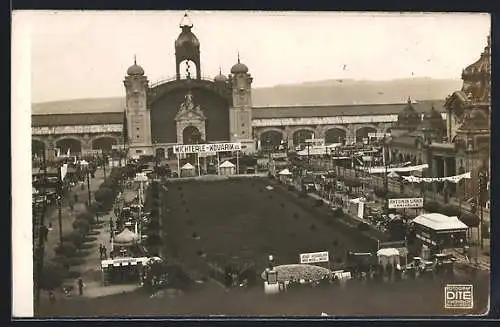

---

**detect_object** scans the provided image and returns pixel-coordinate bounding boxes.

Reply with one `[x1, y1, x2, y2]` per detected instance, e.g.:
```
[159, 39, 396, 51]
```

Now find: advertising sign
[173, 142, 242, 154]
[271, 152, 288, 159]
[299, 251, 329, 264]
[388, 197, 424, 209]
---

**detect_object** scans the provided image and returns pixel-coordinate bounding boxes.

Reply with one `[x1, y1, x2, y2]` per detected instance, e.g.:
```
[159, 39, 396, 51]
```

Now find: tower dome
[230, 53, 248, 74]
[420, 105, 445, 132]
[127, 56, 144, 76]
[175, 13, 200, 49]
[396, 97, 420, 129]
[214, 67, 228, 82]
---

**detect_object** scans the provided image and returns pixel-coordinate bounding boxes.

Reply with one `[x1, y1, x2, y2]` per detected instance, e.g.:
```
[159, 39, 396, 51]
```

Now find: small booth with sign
[101, 256, 149, 286]
[181, 162, 196, 177]
[219, 160, 236, 176]
[278, 168, 293, 183]
[411, 213, 468, 259]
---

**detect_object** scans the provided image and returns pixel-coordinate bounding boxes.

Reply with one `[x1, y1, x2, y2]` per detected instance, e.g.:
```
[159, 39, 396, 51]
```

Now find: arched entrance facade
[183, 126, 202, 144]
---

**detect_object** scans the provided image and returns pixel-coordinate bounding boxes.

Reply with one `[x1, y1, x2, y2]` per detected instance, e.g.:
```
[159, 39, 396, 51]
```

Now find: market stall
[278, 168, 293, 183]
[219, 160, 236, 176]
[180, 162, 196, 177]
[411, 213, 468, 259]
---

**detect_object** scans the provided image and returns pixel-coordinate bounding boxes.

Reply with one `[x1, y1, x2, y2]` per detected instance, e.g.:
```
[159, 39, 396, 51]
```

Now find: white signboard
[112, 144, 127, 150]
[388, 197, 424, 209]
[173, 142, 242, 154]
[368, 133, 391, 138]
[81, 149, 103, 156]
[299, 251, 329, 264]
[271, 153, 288, 159]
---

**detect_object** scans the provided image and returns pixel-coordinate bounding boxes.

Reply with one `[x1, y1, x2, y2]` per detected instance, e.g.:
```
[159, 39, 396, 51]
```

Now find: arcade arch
[32, 139, 45, 158]
[91, 136, 118, 152]
[355, 126, 377, 143]
[292, 128, 315, 146]
[260, 130, 284, 151]
[324, 127, 347, 144]
[55, 137, 82, 155]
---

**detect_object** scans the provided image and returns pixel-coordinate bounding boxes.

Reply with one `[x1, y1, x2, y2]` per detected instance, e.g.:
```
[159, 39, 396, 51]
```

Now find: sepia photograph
[12, 10, 491, 317]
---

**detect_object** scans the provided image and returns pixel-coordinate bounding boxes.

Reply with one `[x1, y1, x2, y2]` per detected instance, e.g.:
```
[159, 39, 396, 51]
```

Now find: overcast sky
[13, 11, 490, 103]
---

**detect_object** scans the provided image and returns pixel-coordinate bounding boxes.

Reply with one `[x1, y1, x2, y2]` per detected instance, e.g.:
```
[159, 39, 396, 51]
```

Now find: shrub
[89, 202, 107, 215]
[72, 219, 90, 234]
[77, 211, 96, 224]
[55, 242, 77, 257]
[62, 231, 85, 249]
[95, 187, 114, 208]
[423, 200, 441, 213]
[40, 262, 66, 290]
[83, 236, 98, 243]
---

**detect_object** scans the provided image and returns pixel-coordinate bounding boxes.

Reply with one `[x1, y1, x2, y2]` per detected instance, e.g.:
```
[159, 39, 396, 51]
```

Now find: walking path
[40, 168, 142, 302]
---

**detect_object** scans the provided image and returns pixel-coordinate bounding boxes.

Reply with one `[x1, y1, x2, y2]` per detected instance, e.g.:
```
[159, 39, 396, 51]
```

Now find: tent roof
[181, 163, 195, 170]
[114, 227, 139, 244]
[377, 248, 400, 257]
[219, 160, 235, 168]
[412, 213, 468, 231]
[278, 168, 292, 175]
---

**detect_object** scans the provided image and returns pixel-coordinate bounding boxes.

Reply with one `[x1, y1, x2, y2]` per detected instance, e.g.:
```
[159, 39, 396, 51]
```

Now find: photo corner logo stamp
[444, 284, 473, 309]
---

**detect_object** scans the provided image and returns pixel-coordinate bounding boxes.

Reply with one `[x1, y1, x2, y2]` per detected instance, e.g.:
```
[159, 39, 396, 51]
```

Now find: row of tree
[144, 181, 163, 256]
[40, 167, 126, 291]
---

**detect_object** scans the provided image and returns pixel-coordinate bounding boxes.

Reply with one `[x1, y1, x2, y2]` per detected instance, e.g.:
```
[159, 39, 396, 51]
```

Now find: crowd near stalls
[257, 137, 478, 288]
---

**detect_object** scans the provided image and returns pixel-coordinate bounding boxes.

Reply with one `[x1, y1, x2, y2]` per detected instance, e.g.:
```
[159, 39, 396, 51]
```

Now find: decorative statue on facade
[178, 91, 205, 117]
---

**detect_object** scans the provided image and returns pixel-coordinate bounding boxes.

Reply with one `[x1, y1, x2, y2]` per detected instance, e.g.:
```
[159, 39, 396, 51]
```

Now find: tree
[62, 231, 85, 249]
[72, 218, 90, 234]
[40, 262, 66, 290]
[76, 211, 96, 224]
[55, 242, 77, 258]
[95, 187, 114, 209]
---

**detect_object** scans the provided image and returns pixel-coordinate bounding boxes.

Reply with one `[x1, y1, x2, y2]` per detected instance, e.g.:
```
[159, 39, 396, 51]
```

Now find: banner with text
[401, 172, 471, 184]
[173, 142, 242, 154]
[299, 251, 329, 264]
[388, 197, 424, 209]
[367, 164, 428, 174]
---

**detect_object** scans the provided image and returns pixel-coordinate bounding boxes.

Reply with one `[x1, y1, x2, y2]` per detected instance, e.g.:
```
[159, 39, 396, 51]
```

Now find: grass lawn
[161, 177, 381, 277]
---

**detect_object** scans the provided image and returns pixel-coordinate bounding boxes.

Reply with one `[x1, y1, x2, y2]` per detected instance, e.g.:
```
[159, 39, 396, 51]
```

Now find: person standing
[77, 277, 84, 296]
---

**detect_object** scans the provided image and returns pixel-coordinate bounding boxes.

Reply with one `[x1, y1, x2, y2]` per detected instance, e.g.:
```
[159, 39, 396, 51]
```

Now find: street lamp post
[382, 136, 389, 212]
[57, 164, 64, 245]
[102, 152, 107, 182]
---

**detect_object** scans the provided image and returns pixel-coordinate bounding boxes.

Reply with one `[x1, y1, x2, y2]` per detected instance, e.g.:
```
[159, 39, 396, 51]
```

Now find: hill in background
[251, 77, 461, 106]
[32, 77, 462, 114]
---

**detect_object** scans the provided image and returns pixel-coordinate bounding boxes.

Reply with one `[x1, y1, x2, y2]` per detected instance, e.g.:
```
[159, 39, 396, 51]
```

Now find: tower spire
[134, 54, 137, 65]
[237, 51, 240, 64]
[219, 65, 222, 75]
